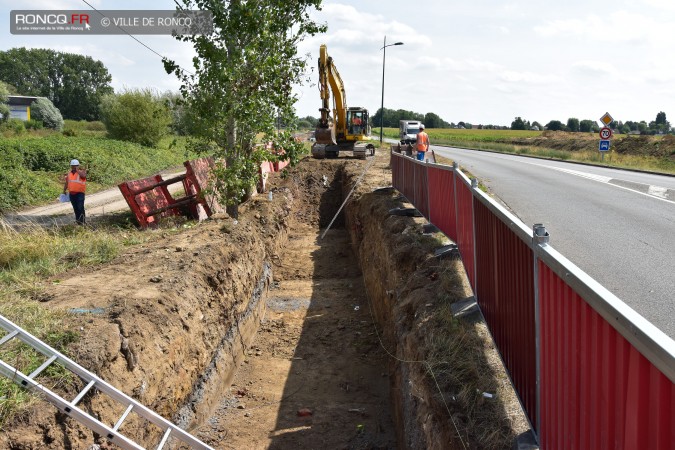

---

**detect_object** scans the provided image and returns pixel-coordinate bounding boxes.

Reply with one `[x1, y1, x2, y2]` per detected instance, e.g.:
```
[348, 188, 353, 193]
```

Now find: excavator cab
[347, 108, 368, 138]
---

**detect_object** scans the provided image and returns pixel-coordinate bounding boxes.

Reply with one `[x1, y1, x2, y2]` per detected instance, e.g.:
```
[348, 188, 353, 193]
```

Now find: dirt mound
[505, 130, 675, 158]
[2, 185, 296, 448]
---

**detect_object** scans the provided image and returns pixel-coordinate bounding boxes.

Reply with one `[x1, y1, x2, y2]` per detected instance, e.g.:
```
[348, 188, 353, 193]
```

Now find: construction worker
[416, 124, 430, 161]
[63, 159, 87, 225]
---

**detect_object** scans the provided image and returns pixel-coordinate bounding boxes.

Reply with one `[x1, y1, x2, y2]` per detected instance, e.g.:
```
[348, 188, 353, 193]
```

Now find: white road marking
[648, 185, 668, 199]
[525, 162, 675, 205]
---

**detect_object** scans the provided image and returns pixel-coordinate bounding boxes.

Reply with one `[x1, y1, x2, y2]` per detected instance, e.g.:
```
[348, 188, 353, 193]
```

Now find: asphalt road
[414, 143, 675, 339]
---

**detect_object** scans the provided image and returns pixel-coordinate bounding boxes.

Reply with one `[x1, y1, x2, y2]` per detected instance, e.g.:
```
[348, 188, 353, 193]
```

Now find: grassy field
[0, 132, 194, 212]
[378, 127, 675, 174]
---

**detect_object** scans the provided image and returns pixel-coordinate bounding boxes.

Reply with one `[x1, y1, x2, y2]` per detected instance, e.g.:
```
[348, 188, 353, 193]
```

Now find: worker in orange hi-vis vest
[416, 124, 430, 161]
[63, 159, 87, 225]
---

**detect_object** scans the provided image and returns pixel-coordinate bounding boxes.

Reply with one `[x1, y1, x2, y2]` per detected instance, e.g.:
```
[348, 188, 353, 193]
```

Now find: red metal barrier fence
[413, 162, 429, 218]
[473, 198, 537, 428]
[537, 248, 675, 450]
[389, 150, 675, 448]
[455, 174, 476, 289]
[427, 166, 457, 241]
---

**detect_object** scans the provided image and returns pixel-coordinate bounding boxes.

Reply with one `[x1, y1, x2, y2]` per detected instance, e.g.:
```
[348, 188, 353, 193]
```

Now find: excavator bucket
[314, 127, 337, 146]
[312, 126, 338, 159]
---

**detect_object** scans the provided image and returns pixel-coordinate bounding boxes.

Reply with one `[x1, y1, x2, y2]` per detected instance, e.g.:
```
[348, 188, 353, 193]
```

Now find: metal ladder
[0, 314, 213, 450]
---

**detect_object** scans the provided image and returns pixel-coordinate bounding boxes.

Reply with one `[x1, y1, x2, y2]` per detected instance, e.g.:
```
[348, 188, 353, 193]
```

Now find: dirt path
[194, 221, 397, 449]
[2, 171, 185, 227]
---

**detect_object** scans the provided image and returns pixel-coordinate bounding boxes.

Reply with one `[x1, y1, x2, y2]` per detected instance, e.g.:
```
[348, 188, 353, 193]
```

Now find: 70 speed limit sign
[599, 127, 613, 139]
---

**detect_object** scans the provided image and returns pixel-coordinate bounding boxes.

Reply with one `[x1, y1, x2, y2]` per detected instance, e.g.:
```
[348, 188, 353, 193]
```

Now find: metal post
[426, 160, 431, 222]
[379, 36, 386, 145]
[470, 178, 478, 293]
[379, 38, 403, 145]
[532, 223, 549, 439]
[453, 162, 459, 242]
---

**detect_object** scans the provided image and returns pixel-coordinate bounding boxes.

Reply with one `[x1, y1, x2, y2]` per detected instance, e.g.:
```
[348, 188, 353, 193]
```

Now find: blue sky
[2, 0, 675, 126]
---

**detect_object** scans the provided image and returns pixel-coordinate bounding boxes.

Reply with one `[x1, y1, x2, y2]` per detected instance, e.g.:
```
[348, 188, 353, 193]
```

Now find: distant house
[7, 95, 39, 121]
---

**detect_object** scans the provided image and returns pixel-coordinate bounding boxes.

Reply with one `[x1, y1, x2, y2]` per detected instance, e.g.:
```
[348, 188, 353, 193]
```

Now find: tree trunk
[225, 116, 238, 219]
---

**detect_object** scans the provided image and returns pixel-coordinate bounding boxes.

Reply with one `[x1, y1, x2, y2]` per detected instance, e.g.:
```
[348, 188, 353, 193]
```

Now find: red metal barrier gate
[389, 150, 675, 448]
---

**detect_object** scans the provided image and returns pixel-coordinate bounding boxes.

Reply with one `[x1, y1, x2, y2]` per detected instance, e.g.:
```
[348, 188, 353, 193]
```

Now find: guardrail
[390, 150, 675, 449]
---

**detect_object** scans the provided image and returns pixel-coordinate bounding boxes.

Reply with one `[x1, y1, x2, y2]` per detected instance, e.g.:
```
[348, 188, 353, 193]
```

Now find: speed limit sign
[599, 127, 613, 139]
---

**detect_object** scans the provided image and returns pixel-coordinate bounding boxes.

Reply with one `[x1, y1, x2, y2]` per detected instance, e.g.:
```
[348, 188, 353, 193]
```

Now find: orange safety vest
[417, 131, 429, 152]
[67, 171, 86, 193]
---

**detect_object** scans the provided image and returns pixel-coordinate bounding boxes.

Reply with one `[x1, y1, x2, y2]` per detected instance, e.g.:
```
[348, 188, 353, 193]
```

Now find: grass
[380, 127, 675, 174]
[0, 134, 195, 212]
[0, 214, 195, 429]
[422, 260, 522, 449]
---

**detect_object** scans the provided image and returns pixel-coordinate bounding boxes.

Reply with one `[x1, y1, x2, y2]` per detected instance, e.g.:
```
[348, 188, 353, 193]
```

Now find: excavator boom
[312, 45, 374, 159]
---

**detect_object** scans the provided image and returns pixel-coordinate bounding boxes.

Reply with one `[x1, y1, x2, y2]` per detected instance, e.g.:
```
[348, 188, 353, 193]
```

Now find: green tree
[545, 120, 564, 131]
[164, 0, 324, 217]
[161, 91, 196, 136]
[31, 97, 64, 130]
[300, 115, 318, 127]
[424, 112, 442, 128]
[531, 121, 542, 130]
[99, 89, 172, 147]
[653, 111, 670, 133]
[0, 80, 8, 122]
[511, 116, 526, 130]
[0, 47, 113, 120]
[655, 111, 667, 125]
[566, 117, 580, 132]
[579, 120, 595, 132]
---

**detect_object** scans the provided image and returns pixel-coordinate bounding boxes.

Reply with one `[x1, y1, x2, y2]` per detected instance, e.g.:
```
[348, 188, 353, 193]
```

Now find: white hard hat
[70, 159, 80, 166]
[419, 124, 425, 130]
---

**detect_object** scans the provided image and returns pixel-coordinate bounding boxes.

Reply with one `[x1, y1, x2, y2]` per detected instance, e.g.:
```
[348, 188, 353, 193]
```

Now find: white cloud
[498, 70, 562, 85]
[571, 61, 616, 76]
[533, 11, 670, 46]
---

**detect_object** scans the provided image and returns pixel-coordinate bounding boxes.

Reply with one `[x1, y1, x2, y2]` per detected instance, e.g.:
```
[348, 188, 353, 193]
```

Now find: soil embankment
[1, 152, 527, 449]
[506, 130, 675, 158]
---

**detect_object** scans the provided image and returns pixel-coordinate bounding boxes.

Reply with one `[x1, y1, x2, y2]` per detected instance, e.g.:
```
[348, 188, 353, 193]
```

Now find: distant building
[7, 95, 39, 121]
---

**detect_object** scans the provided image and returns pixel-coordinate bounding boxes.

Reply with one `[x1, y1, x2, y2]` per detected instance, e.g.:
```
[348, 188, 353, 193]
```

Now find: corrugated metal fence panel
[474, 200, 537, 428]
[455, 178, 475, 289]
[391, 152, 402, 192]
[404, 156, 416, 203]
[427, 166, 457, 242]
[414, 162, 429, 218]
[538, 261, 675, 450]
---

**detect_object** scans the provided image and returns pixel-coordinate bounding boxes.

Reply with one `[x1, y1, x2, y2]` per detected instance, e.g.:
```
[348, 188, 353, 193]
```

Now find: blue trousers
[69, 192, 86, 225]
[417, 151, 425, 161]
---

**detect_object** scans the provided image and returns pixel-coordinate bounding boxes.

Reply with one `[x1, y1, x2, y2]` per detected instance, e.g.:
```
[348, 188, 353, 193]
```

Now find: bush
[0, 81, 8, 122]
[30, 98, 64, 131]
[100, 89, 172, 147]
[0, 118, 25, 134]
[63, 120, 107, 132]
[25, 119, 43, 130]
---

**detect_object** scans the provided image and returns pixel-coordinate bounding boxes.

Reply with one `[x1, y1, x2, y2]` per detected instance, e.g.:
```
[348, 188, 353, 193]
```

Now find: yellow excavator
[312, 44, 375, 159]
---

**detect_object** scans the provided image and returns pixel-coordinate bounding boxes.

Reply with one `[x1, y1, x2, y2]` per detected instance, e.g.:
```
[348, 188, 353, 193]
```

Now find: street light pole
[379, 36, 403, 145]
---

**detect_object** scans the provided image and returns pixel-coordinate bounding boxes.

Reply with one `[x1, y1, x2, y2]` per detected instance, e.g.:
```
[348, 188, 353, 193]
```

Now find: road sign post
[598, 113, 614, 162]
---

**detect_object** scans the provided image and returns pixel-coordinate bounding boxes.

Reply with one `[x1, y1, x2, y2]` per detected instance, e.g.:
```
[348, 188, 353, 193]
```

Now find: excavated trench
[1, 154, 527, 449]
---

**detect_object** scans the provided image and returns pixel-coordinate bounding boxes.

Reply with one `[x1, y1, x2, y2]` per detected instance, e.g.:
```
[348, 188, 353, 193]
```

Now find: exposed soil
[193, 223, 396, 449]
[1, 151, 528, 449]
